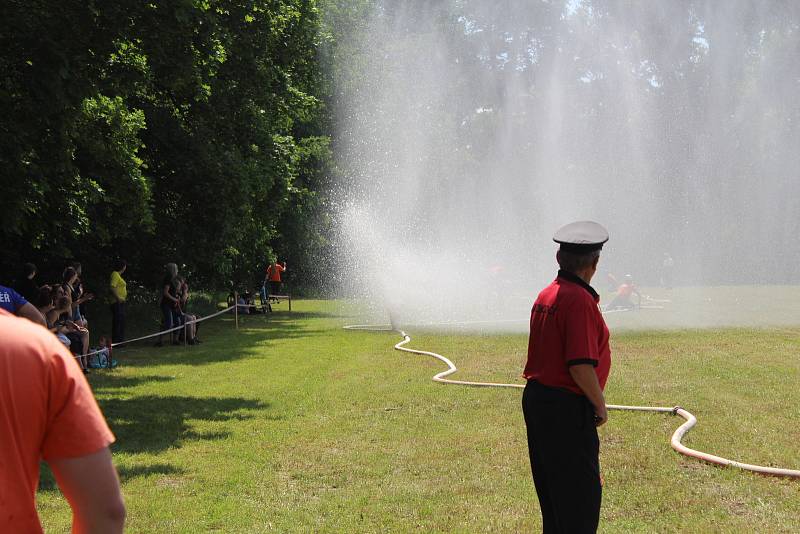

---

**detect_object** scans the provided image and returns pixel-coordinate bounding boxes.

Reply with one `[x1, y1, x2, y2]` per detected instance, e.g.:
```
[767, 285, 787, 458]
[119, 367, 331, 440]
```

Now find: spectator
[62, 266, 91, 327]
[266, 260, 287, 299]
[109, 260, 127, 343]
[0, 284, 46, 326]
[155, 263, 182, 346]
[259, 280, 271, 313]
[177, 276, 200, 344]
[13, 262, 40, 302]
[49, 293, 90, 374]
[0, 309, 125, 533]
[68, 261, 94, 325]
[34, 285, 55, 321]
[62, 266, 77, 317]
[237, 294, 248, 314]
[89, 336, 115, 369]
[35, 285, 72, 348]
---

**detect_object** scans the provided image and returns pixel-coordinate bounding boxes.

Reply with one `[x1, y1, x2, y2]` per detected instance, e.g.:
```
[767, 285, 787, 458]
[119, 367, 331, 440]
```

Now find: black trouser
[110, 302, 126, 343]
[269, 281, 281, 296]
[522, 380, 601, 534]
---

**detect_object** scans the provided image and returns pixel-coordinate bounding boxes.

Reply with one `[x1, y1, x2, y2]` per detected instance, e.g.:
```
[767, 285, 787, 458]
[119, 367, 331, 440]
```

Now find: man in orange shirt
[0, 309, 125, 533]
[266, 260, 287, 297]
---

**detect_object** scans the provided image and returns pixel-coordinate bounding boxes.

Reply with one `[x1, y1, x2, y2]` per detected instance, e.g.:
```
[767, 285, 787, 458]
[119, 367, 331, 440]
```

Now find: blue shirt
[0, 286, 27, 313]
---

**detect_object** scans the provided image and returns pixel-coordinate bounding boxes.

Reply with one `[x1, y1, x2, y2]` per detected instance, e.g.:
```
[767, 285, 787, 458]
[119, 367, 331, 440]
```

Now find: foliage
[0, 0, 334, 295]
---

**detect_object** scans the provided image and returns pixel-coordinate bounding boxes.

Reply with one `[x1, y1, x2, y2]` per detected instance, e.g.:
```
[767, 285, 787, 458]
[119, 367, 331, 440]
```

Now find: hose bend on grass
[344, 324, 800, 479]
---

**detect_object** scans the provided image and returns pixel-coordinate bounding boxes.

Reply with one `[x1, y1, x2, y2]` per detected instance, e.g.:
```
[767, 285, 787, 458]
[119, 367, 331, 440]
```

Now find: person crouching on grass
[521, 221, 612, 534]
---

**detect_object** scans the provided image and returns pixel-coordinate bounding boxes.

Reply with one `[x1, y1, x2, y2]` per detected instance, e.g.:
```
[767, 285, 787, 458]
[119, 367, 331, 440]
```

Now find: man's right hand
[594, 404, 608, 426]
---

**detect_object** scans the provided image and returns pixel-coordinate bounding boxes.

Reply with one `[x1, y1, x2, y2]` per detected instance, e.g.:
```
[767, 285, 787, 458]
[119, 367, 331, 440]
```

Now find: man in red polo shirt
[522, 221, 611, 534]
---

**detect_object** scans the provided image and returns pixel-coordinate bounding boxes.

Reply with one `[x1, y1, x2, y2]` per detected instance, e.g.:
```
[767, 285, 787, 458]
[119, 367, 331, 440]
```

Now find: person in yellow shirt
[109, 260, 127, 343]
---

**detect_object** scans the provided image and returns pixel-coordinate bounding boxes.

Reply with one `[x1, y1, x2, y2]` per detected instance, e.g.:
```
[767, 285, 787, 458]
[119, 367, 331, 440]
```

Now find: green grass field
[37, 298, 800, 532]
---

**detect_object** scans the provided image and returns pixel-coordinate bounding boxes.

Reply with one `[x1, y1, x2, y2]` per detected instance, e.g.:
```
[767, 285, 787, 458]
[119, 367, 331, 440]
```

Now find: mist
[331, 0, 800, 330]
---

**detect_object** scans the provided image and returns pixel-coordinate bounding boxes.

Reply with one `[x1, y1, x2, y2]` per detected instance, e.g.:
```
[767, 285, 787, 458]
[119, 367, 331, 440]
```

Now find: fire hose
[344, 324, 800, 479]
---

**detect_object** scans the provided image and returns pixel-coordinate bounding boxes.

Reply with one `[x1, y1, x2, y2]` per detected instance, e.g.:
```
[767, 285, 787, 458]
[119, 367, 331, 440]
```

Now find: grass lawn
[37, 298, 800, 532]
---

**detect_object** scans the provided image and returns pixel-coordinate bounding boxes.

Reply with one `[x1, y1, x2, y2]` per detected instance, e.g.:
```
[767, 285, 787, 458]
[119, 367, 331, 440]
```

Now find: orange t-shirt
[267, 263, 285, 282]
[0, 309, 115, 533]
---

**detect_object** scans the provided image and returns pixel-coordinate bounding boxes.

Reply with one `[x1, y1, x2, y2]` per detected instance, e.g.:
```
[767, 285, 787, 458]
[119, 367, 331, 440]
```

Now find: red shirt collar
[556, 270, 600, 301]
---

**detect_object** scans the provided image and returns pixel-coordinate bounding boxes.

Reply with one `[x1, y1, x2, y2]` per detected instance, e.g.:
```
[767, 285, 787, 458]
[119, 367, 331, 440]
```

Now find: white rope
[346, 324, 800, 479]
[70, 305, 236, 361]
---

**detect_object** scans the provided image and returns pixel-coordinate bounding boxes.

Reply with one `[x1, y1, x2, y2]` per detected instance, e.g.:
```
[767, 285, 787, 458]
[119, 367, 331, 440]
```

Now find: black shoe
[153, 341, 163, 347]
[82, 368, 90, 375]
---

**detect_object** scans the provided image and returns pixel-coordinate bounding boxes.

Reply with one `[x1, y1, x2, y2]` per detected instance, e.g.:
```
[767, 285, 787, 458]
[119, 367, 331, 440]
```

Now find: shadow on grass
[90, 373, 176, 391]
[116, 462, 186, 482]
[38, 460, 187, 492]
[113, 308, 339, 345]
[240, 309, 341, 321]
[113, 311, 334, 367]
[38, 395, 261, 492]
[100, 395, 266, 454]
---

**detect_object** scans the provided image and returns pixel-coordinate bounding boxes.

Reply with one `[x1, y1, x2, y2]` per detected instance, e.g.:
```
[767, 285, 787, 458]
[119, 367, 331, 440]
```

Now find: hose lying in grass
[344, 324, 800, 479]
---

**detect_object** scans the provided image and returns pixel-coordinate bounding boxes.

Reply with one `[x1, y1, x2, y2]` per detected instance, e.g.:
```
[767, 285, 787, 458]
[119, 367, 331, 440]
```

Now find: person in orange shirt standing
[0, 309, 125, 533]
[266, 259, 287, 298]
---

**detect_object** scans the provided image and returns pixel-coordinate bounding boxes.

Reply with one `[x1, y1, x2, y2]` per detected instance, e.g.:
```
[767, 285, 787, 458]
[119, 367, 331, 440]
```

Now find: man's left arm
[569, 364, 607, 426]
[563, 299, 607, 425]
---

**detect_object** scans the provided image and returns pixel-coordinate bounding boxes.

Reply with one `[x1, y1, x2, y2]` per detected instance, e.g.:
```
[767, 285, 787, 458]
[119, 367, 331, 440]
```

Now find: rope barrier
[69, 305, 236, 362]
[344, 324, 800, 479]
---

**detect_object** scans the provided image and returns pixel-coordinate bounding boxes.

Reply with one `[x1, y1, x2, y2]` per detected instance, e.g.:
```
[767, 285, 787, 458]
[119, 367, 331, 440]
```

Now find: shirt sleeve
[41, 340, 115, 460]
[562, 297, 600, 367]
[9, 287, 27, 312]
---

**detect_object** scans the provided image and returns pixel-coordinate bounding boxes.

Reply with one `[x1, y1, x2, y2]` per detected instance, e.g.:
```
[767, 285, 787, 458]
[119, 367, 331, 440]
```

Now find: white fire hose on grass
[344, 324, 800, 479]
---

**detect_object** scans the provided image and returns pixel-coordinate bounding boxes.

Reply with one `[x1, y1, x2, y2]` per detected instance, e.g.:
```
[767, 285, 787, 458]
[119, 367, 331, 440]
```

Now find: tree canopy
[1, 0, 333, 293]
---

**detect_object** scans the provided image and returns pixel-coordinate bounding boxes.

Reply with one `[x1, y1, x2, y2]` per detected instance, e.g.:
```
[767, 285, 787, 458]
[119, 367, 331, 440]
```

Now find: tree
[1, 0, 334, 295]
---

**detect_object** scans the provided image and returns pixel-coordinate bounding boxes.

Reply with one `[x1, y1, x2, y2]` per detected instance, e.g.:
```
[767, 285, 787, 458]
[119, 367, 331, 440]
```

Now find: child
[89, 336, 117, 368]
